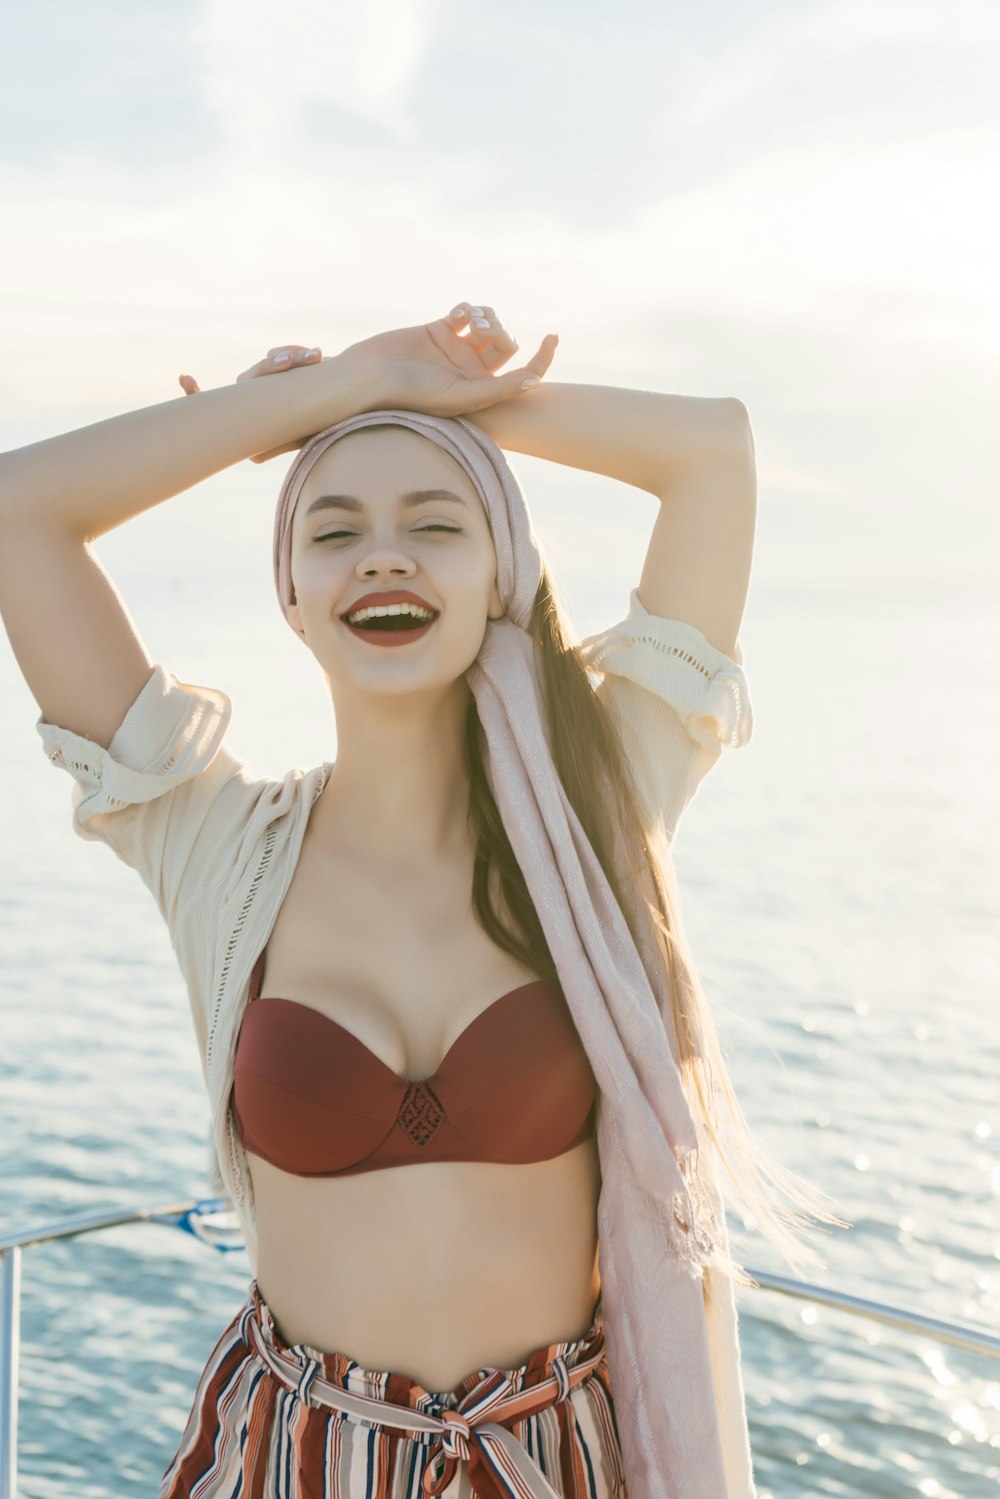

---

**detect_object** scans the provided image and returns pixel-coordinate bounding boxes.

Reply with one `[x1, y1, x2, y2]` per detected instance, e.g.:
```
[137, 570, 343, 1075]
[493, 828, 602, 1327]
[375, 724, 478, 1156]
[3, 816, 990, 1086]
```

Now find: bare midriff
[250, 1140, 602, 1392]
[243, 789, 603, 1394]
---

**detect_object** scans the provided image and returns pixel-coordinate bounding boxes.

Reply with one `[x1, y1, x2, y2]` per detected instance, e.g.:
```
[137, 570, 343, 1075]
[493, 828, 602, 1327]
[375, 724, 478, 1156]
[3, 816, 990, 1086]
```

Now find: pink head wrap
[271, 409, 735, 1499]
[273, 406, 544, 636]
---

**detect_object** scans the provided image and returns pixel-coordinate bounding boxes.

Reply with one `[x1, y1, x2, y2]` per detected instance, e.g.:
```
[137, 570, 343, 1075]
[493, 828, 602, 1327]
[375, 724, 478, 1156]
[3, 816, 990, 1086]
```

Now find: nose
[357, 546, 418, 579]
[359, 562, 417, 580]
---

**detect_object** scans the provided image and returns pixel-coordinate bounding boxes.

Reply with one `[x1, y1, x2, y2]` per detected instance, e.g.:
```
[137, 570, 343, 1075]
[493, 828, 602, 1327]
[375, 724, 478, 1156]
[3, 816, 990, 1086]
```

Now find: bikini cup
[232, 944, 598, 1176]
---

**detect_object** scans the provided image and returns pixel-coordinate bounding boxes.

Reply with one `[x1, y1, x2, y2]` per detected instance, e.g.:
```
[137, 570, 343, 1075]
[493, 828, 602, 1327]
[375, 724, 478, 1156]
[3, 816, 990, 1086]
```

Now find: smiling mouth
[341, 613, 439, 645]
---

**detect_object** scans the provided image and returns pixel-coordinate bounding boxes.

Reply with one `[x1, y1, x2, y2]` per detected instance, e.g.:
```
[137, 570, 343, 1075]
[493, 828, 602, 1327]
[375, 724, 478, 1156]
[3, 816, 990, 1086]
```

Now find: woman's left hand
[178, 305, 558, 462]
[349, 304, 558, 419]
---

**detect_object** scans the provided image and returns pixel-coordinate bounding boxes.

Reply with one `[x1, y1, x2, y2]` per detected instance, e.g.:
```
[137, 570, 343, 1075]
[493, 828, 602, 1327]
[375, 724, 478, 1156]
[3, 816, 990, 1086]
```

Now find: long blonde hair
[463, 560, 851, 1297]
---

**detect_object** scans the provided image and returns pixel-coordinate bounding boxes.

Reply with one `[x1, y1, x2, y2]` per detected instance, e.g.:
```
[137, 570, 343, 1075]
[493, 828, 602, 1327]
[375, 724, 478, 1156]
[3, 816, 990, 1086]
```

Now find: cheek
[290, 544, 330, 601]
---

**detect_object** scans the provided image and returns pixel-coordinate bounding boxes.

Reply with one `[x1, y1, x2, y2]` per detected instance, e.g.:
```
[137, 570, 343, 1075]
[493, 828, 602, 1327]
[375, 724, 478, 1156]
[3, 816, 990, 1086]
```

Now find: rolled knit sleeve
[35, 664, 261, 927]
[578, 587, 753, 842]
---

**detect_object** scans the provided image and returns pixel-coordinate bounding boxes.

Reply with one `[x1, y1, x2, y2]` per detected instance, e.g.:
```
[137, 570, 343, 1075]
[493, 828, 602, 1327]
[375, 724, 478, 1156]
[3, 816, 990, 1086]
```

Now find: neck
[319, 680, 474, 864]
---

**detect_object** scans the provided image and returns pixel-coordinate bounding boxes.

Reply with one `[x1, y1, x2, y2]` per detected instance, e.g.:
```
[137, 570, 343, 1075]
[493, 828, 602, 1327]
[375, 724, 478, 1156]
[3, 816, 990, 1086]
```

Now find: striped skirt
[158, 1278, 628, 1498]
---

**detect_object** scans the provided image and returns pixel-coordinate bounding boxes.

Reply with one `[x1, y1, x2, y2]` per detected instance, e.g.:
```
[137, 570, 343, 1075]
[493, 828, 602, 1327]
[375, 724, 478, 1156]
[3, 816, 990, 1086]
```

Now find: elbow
[721, 398, 754, 458]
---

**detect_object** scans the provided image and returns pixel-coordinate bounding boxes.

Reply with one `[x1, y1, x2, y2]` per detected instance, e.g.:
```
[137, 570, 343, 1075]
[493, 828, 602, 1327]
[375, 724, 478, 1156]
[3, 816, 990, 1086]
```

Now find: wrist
[298, 350, 388, 431]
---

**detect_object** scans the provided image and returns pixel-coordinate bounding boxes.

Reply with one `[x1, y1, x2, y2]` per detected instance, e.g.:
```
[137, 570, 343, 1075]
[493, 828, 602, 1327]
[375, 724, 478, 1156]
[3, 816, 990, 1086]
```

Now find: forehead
[294, 427, 483, 525]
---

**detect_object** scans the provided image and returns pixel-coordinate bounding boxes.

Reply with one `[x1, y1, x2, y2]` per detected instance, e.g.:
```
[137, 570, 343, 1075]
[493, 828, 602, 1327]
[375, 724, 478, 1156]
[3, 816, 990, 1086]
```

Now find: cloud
[192, 0, 448, 150]
[0, 0, 995, 537]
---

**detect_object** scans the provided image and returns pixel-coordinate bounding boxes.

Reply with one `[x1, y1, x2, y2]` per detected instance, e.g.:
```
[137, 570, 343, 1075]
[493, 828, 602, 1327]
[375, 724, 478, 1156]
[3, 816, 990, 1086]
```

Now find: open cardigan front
[37, 586, 758, 1499]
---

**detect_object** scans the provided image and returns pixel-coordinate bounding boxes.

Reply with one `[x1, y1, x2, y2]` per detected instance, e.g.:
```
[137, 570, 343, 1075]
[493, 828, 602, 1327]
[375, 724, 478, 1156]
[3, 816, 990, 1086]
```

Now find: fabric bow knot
[420, 1367, 567, 1498]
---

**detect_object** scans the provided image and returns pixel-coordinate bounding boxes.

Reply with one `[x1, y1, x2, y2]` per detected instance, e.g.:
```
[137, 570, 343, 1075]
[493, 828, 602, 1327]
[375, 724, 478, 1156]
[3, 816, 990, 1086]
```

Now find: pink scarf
[272, 408, 734, 1498]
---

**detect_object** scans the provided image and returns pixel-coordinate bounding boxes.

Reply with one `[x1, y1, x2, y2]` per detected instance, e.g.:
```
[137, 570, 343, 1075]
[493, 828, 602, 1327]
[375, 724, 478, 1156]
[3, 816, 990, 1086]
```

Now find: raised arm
[0, 350, 374, 749]
[466, 377, 756, 663]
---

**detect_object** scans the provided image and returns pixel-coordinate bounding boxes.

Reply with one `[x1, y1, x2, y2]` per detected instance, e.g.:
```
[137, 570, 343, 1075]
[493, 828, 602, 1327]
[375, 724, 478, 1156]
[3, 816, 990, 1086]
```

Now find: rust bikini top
[231, 944, 598, 1176]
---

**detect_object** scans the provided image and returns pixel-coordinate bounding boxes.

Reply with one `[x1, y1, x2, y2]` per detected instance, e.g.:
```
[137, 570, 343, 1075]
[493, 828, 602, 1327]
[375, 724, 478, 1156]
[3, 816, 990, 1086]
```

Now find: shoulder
[577, 589, 753, 842]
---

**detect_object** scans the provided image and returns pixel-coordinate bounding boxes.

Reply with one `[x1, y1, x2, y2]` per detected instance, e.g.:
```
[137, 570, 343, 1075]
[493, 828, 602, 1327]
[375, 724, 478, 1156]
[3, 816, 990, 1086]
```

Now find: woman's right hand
[178, 344, 327, 464]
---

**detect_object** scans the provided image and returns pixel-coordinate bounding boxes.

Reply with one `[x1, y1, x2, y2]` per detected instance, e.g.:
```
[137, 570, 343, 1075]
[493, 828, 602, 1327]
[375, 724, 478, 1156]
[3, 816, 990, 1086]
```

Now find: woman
[0, 303, 846, 1497]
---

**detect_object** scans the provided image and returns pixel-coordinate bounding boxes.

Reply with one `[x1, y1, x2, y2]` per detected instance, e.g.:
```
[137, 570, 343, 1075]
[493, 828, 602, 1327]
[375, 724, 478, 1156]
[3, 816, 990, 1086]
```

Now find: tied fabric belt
[244, 1308, 606, 1498]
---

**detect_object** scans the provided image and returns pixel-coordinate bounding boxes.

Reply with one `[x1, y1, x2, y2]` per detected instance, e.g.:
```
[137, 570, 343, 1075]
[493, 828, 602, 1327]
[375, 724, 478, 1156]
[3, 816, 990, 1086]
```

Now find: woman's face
[286, 426, 504, 697]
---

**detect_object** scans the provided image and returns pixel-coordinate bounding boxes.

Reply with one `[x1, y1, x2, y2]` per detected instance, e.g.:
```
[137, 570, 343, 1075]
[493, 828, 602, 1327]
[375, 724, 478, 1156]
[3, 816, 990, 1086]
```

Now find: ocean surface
[2, 486, 998, 1498]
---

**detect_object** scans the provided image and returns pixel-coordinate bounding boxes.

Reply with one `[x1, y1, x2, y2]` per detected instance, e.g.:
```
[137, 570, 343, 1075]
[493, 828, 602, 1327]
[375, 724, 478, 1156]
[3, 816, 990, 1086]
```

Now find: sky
[0, 0, 997, 610]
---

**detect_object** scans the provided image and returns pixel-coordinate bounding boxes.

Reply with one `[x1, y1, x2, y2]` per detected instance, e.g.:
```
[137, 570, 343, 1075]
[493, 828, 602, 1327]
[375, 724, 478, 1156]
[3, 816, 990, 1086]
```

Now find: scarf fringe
[666, 1145, 722, 1277]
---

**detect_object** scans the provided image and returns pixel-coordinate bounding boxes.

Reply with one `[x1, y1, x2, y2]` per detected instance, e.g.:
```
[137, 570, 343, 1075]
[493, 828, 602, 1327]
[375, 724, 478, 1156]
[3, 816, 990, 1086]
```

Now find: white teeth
[345, 602, 435, 625]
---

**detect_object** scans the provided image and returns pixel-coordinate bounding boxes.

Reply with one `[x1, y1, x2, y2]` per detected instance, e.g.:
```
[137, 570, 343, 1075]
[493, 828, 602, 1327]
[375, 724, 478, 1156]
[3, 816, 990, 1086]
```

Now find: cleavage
[254, 944, 545, 1084]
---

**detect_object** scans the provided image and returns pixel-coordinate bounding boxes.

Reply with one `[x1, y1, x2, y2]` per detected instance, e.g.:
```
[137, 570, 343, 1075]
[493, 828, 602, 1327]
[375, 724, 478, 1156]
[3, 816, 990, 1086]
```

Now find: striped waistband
[240, 1296, 607, 1498]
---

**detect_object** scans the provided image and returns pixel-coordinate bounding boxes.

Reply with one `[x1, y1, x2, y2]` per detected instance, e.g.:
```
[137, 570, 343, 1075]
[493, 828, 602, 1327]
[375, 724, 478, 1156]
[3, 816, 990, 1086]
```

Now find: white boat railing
[2, 1197, 998, 1499]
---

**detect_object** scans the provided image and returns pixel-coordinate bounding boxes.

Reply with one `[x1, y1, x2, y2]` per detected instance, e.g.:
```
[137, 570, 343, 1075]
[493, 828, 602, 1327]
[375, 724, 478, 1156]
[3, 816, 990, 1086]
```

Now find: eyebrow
[303, 488, 470, 517]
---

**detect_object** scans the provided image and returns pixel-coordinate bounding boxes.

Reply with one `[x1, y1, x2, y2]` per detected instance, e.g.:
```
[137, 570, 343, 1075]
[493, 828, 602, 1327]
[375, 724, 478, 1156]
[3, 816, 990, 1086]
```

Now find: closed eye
[314, 525, 461, 542]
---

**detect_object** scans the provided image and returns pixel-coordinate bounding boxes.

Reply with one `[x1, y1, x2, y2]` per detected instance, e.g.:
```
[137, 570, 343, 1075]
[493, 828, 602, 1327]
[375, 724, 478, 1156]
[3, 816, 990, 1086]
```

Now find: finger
[469, 318, 519, 369]
[470, 313, 518, 370]
[441, 304, 510, 341]
[444, 304, 509, 341]
[264, 344, 321, 360]
[266, 345, 323, 368]
[440, 307, 519, 374]
[465, 335, 560, 409]
[485, 325, 519, 372]
[444, 302, 510, 334]
[239, 346, 324, 381]
[499, 333, 558, 382]
[178, 373, 201, 395]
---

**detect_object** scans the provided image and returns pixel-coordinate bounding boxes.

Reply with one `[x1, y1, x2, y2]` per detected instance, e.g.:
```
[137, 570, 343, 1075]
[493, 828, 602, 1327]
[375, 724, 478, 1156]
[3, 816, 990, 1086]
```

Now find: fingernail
[305, 347, 321, 357]
[274, 352, 291, 364]
[520, 376, 541, 389]
[449, 306, 465, 319]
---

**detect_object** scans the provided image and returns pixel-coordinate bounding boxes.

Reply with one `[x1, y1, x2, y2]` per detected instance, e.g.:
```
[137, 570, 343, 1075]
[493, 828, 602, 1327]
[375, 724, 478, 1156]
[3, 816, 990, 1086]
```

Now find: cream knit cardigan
[37, 586, 758, 1498]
